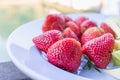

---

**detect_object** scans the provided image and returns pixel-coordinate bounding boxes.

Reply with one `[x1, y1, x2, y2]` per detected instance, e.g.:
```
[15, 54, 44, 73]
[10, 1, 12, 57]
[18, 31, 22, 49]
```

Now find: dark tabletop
[0, 61, 32, 80]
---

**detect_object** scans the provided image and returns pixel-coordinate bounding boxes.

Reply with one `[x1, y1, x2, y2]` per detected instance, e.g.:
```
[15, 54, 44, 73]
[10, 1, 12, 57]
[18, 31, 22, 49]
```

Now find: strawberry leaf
[93, 65, 101, 73]
[83, 55, 101, 73]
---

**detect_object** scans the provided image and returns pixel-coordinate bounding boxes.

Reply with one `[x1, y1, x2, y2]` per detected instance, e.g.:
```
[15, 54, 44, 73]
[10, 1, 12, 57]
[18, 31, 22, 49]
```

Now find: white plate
[7, 13, 117, 80]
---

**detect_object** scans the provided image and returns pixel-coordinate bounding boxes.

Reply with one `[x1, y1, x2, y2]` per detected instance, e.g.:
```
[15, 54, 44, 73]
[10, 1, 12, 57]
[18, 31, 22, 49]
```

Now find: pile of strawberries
[32, 14, 115, 72]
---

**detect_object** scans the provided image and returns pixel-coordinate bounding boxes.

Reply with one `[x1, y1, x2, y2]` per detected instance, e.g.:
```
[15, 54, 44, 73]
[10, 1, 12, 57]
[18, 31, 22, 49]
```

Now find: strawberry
[63, 28, 79, 41]
[80, 20, 97, 33]
[81, 27, 105, 45]
[63, 15, 72, 23]
[74, 16, 88, 27]
[100, 22, 116, 38]
[42, 14, 65, 32]
[32, 30, 63, 53]
[63, 15, 73, 28]
[66, 21, 81, 37]
[47, 38, 82, 72]
[82, 33, 114, 68]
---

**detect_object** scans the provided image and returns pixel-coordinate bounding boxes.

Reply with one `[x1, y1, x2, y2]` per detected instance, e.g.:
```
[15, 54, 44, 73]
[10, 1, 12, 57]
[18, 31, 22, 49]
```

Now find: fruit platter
[7, 13, 120, 80]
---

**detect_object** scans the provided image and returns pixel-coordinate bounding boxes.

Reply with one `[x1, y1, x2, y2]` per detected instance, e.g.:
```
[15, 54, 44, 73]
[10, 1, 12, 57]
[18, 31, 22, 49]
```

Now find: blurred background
[0, 0, 120, 62]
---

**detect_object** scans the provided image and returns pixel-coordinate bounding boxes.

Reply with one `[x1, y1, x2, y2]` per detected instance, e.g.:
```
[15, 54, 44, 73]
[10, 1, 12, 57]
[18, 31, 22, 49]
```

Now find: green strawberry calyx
[83, 55, 101, 73]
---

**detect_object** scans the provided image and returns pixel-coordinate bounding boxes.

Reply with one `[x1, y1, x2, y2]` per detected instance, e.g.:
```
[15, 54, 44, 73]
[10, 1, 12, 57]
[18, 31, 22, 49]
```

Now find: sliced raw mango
[105, 17, 120, 39]
[112, 50, 120, 66]
[114, 40, 120, 50]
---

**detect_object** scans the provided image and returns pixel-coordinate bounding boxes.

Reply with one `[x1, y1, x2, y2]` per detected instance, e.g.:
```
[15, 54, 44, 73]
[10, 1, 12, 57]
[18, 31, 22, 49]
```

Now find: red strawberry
[80, 20, 97, 33]
[82, 33, 114, 68]
[63, 15, 73, 28]
[74, 16, 88, 27]
[47, 38, 82, 72]
[63, 28, 79, 41]
[32, 30, 63, 53]
[66, 21, 81, 37]
[42, 14, 65, 32]
[63, 15, 72, 23]
[81, 27, 105, 45]
[100, 22, 116, 38]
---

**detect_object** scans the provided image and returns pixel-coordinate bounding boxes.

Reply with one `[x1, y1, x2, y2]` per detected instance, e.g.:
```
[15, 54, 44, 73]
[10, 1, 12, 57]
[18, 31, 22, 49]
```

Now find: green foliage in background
[0, 7, 45, 38]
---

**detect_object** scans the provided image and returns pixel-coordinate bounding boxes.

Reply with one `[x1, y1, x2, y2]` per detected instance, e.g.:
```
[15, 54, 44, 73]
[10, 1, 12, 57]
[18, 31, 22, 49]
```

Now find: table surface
[0, 61, 31, 80]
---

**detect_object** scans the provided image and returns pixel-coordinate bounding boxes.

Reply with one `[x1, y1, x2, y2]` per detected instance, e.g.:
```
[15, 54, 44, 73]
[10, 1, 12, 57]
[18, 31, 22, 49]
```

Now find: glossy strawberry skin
[80, 20, 97, 33]
[81, 27, 105, 45]
[100, 22, 116, 38]
[32, 30, 63, 53]
[66, 21, 81, 37]
[63, 15, 73, 23]
[63, 28, 79, 41]
[63, 15, 73, 28]
[47, 38, 82, 72]
[82, 33, 114, 68]
[42, 14, 65, 32]
[74, 16, 88, 27]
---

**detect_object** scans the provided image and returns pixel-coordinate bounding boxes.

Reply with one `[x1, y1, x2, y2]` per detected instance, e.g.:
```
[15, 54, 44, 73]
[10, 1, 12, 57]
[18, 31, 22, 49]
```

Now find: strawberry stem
[93, 64, 101, 73]
[83, 55, 101, 73]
